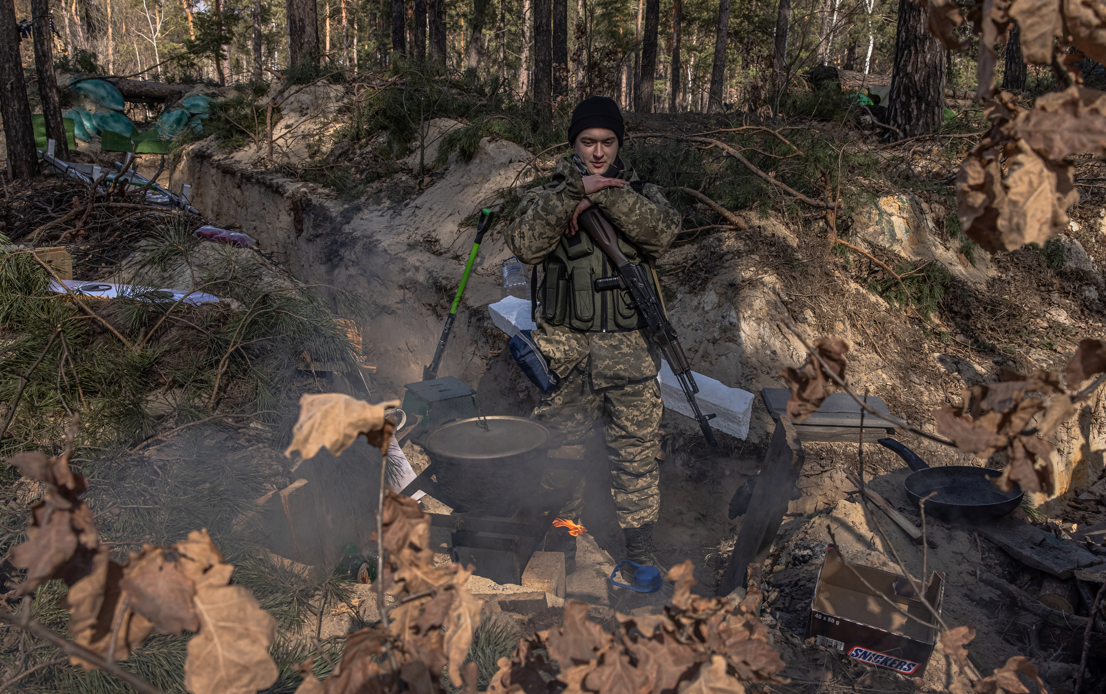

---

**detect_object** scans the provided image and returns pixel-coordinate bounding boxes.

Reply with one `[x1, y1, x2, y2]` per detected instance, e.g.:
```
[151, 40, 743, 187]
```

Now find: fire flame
[553, 518, 588, 536]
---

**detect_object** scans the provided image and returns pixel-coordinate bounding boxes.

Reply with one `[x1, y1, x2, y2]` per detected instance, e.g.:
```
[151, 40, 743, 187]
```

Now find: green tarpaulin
[32, 114, 78, 152]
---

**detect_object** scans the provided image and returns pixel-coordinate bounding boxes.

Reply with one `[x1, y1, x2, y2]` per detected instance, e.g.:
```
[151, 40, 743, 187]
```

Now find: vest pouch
[612, 286, 643, 331]
[569, 267, 595, 328]
[564, 230, 594, 259]
[542, 264, 568, 324]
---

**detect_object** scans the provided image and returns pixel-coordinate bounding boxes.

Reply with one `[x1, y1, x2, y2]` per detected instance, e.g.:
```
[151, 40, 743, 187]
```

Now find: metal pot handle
[877, 438, 930, 472]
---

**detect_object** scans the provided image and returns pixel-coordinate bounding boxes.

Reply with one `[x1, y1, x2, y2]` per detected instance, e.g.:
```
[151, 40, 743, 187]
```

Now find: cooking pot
[424, 416, 550, 516]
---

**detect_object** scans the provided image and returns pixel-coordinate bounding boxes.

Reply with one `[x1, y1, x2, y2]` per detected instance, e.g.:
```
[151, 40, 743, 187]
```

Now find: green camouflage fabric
[503, 154, 677, 529]
[535, 359, 663, 528]
[504, 155, 681, 265]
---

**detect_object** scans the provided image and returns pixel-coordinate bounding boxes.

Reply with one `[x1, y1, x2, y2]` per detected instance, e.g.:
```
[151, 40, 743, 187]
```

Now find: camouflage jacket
[504, 155, 681, 390]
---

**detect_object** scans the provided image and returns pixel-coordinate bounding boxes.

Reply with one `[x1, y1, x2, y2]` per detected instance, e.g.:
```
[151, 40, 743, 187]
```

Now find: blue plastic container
[609, 561, 663, 593]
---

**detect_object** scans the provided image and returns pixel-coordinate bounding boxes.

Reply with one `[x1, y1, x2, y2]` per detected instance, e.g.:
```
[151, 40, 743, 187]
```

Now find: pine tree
[1002, 23, 1026, 92]
[636, 0, 658, 112]
[552, 0, 567, 94]
[669, 0, 682, 113]
[32, 0, 67, 159]
[0, 0, 39, 178]
[886, 0, 946, 138]
[287, 0, 320, 68]
[391, 0, 405, 55]
[533, 0, 552, 128]
[707, 0, 731, 111]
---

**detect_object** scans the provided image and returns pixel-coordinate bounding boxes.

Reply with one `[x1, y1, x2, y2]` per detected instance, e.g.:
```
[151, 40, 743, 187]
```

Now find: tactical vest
[535, 227, 658, 333]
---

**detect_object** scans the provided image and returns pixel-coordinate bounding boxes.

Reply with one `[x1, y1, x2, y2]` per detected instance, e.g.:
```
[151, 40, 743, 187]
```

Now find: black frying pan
[877, 438, 1023, 523]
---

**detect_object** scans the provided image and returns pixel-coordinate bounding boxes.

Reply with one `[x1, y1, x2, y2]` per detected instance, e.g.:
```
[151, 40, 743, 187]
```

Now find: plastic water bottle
[502, 257, 530, 300]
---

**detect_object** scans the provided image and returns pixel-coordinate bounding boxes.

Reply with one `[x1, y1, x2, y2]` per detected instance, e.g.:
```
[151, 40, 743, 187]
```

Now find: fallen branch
[881, 131, 983, 149]
[1075, 580, 1106, 694]
[129, 411, 280, 452]
[633, 132, 838, 209]
[979, 572, 1099, 634]
[833, 238, 916, 311]
[26, 253, 132, 349]
[0, 608, 166, 694]
[0, 329, 60, 441]
[678, 187, 748, 229]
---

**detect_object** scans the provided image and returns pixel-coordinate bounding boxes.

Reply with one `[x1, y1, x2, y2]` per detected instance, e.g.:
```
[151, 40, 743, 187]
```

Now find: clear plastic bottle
[502, 257, 530, 300]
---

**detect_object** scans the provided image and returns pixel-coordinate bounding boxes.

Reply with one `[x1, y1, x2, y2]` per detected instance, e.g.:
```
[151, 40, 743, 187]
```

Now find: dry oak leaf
[927, 0, 967, 49]
[323, 628, 393, 694]
[285, 393, 400, 460]
[72, 557, 155, 668]
[1063, 0, 1106, 65]
[628, 636, 700, 694]
[10, 502, 79, 594]
[444, 580, 484, 687]
[1013, 87, 1106, 160]
[63, 547, 111, 639]
[975, 0, 1013, 98]
[584, 650, 650, 694]
[668, 560, 699, 610]
[780, 337, 849, 423]
[292, 674, 325, 694]
[545, 601, 612, 671]
[941, 625, 976, 664]
[972, 655, 1048, 694]
[679, 655, 746, 694]
[996, 436, 1056, 495]
[178, 530, 278, 694]
[999, 141, 1078, 250]
[1064, 338, 1106, 389]
[1009, 0, 1063, 64]
[120, 546, 200, 635]
[933, 406, 1007, 456]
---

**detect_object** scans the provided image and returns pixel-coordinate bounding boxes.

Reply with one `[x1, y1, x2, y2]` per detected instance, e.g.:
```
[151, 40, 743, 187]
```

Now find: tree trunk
[287, 0, 320, 68]
[636, 0, 658, 112]
[816, 0, 833, 63]
[497, 0, 506, 82]
[253, 0, 263, 79]
[391, 0, 405, 56]
[863, 0, 876, 74]
[341, 0, 349, 64]
[518, 0, 531, 96]
[669, 0, 681, 113]
[214, 0, 226, 85]
[533, 0, 552, 128]
[465, 0, 490, 74]
[0, 0, 39, 178]
[429, 0, 445, 66]
[325, 0, 331, 54]
[843, 39, 856, 70]
[707, 0, 730, 111]
[182, 0, 195, 40]
[552, 0, 567, 94]
[632, 0, 642, 106]
[105, 0, 113, 73]
[572, 0, 585, 93]
[1002, 22, 1027, 92]
[413, 0, 426, 62]
[772, 0, 791, 73]
[886, 0, 946, 139]
[32, 0, 67, 159]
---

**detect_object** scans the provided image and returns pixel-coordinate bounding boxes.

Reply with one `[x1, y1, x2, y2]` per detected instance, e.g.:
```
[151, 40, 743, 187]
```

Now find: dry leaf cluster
[778, 338, 849, 423]
[5, 439, 279, 694]
[934, 338, 1106, 495]
[285, 393, 401, 459]
[783, 336, 1106, 496]
[294, 488, 485, 693]
[486, 562, 787, 694]
[921, 0, 1106, 252]
[943, 626, 1048, 694]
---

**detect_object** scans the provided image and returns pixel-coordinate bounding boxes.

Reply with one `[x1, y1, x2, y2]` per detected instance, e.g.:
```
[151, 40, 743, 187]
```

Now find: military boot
[621, 524, 662, 583]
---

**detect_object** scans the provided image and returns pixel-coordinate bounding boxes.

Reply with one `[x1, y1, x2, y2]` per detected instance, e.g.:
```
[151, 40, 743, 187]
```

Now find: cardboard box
[807, 546, 945, 678]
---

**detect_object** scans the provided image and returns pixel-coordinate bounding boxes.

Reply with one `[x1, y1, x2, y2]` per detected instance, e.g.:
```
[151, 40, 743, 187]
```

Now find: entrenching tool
[424, 208, 495, 381]
[577, 206, 718, 446]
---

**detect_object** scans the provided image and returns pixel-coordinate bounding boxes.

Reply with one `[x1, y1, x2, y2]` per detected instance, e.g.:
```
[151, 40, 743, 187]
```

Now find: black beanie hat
[568, 96, 624, 147]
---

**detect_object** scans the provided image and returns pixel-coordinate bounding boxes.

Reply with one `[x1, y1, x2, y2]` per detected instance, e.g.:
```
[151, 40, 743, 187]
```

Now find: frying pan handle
[877, 438, 930, 472]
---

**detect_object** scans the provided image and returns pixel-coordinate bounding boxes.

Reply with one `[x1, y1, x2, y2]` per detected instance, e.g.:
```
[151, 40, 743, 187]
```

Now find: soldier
[504, 96, 680, 580]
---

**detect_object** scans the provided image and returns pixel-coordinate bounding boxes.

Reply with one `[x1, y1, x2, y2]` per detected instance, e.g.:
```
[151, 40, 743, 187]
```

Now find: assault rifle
[577, 206, 718, 447]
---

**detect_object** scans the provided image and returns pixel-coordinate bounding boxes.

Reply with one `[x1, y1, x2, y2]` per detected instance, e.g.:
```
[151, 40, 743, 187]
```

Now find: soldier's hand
[568, 198, 593, 235]
[582, 175, 626, 195]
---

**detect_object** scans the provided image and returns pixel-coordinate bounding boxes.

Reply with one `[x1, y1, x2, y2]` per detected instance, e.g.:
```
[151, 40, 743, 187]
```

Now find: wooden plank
[977, 516, 1104, 579]
[791, 425, 895, 443]
[761, 388, 899, 429]
[843, 468, 925, 544]
[718, 418, 804, 596]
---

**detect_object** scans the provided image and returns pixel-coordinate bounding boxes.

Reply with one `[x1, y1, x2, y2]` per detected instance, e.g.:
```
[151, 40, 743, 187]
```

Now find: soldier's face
[574, 128, 619, 175]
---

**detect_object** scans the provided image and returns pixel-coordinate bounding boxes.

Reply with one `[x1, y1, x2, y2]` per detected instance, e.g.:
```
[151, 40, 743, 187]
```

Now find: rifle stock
[577, 207, 718, 447]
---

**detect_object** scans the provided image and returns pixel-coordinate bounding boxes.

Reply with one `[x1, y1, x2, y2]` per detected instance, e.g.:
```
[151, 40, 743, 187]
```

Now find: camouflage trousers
[533, 358, 663, 529]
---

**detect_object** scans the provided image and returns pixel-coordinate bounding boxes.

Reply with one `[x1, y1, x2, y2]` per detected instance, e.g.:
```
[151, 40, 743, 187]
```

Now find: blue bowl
[609, 561, 663, 593]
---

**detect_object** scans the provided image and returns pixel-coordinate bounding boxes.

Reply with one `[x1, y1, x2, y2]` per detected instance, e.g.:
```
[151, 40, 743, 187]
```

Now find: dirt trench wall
[169, 138, 541, 409]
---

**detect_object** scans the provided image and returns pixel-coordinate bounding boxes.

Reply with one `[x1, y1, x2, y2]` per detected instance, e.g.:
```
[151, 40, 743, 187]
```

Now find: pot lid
[425, 416, 549, 460]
